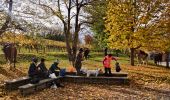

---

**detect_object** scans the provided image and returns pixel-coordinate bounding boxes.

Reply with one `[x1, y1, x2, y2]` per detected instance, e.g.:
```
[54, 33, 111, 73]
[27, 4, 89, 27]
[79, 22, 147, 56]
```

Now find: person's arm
[112, 57, 117, 61]
[37, 63, 41, 70]
[103, 57, 106, 65]
[56, 65, 61, 70]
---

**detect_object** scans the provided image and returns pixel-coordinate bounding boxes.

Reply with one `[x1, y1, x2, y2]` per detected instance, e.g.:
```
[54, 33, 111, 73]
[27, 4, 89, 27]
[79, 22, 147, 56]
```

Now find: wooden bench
[4, 76, 31, 91]
[54, 71, 128, 77]
[61, 75, 129, 85]
[18, 77, 61, 96]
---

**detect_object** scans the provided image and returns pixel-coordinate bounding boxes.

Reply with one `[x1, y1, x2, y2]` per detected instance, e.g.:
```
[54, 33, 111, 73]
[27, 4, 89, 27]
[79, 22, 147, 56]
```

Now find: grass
[0, 50, 170, 86]
[1, 50, 170, 99]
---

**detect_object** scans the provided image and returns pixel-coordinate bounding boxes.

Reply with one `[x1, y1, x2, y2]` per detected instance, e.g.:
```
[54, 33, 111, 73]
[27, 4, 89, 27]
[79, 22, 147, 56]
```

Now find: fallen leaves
[1, 62, 170, 99]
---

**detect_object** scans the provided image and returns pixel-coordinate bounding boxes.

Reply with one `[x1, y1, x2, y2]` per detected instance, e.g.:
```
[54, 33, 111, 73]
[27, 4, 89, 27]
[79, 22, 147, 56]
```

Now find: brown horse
[2, 43, 17, 68]
[136, 50, 148, 66]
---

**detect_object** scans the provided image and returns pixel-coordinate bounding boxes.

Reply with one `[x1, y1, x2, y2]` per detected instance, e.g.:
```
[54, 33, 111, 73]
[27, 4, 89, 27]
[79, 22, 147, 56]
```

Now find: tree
[105, 0, 169, 66]
[84, 0, 108, 48]
[28, 0, 94, 66]
[0, 0, 25, 37]
[156, 4, 170, 68]
[84, 34, 93, 45]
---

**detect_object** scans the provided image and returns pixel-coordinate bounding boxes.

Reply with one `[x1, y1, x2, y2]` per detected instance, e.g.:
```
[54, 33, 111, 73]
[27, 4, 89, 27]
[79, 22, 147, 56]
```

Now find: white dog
[80, 68, 88, 74]
[86, 69, 101, 77]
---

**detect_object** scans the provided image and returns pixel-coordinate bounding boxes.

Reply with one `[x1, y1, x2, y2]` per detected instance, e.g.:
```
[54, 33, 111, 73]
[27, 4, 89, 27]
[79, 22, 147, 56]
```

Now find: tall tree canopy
[84, 0, 108, 48]
[105, 0, 170, 66]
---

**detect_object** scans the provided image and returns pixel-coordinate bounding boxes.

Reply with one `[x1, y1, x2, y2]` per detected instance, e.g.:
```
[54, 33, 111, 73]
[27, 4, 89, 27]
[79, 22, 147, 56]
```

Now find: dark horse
[2, 43, 17, 68]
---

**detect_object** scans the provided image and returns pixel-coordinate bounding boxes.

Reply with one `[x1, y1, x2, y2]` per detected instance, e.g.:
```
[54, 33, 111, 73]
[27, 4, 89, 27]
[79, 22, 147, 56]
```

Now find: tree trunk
[130, 48, 135, 66]
[104, 47, 108, 56]
[165, 51, 169, 68]
[64, 25, 73, 65]
[71, 2, 81, 67]
[115, 49, 119, 57]
[0, 0, 13, 36]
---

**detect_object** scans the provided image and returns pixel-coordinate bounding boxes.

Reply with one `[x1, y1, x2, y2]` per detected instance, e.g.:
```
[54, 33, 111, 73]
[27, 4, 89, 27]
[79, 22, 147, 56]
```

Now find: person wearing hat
[28, 58, 39, 77]
[49, 59, 61, 74]
[37, 58, 49, 78]
[75, 48, 84, 74]
[49, 59, 65, 88]
[28, 58, 40, 84]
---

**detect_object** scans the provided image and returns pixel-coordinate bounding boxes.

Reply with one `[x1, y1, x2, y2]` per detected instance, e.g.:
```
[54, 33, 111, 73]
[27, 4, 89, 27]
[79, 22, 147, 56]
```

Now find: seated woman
[49, 59, 61, 75]
[49, 59, 64, 88]
[37, 58, 49, 78]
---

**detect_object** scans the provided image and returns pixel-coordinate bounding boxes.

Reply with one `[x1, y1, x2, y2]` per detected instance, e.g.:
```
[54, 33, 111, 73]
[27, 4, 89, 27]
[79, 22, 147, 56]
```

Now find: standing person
[75, 48, 84, 74]
[103, 54, 117, 76]
[49, 59, 61, 75]
[37, 58, 49, 78]
[28, 58, 40, 83]
[84, 48, 90, 60]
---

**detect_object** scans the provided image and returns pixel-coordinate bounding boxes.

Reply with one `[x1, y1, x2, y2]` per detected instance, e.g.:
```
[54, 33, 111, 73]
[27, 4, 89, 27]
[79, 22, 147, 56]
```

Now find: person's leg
[76, 64, 81, 75]
[108, 68, 112, 75]
[77, 63, 82, 74]
[104, 67, 107, 75]
[75, 62, 80, 74]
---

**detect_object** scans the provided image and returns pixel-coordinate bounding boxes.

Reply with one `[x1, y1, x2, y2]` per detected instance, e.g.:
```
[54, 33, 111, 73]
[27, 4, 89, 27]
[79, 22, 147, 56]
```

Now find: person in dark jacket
[49, 59, 61, 74]
[49, 59, 64, 88]
[28, 58, 38, 77]
[84, 48, 90, 60]
[28, 58, 40, 84]
[75, 48, 84, 74]
[37, 58, 49, 78]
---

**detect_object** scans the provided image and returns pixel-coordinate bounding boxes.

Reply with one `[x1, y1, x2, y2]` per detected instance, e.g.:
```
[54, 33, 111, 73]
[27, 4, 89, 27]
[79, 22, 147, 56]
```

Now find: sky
[0, 0, 92, 43]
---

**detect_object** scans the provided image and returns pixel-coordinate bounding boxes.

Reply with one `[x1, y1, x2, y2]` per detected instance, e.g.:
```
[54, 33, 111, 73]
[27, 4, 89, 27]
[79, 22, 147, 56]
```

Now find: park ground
[0, 51, 170, 100]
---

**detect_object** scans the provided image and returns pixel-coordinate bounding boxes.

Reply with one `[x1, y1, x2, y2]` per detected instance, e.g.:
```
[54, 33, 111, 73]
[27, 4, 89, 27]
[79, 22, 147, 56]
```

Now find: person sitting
[103, 54, 117, 76]
[28, 58, 40, 84]
[49, 59, 61, 75]
[49, 59, 64, 88]
[37, 58, 49, 78]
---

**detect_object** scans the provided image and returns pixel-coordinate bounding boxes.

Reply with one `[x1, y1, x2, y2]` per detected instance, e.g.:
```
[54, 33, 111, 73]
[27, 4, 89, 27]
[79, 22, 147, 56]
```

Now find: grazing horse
[136, 50, 148, 66]
[2, 43, 17, 68]
[154, 53, 162, 65]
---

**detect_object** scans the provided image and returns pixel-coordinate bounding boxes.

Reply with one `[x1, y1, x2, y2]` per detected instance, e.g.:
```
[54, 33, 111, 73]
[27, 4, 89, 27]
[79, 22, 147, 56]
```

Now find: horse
[2, 43, 17, 68]
[136, 50, 148, 66]
[153, 53, 163, 65]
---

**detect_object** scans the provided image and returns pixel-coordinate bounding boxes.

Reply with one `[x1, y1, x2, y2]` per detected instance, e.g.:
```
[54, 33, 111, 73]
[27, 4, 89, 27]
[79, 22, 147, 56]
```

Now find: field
[0, 51, 170, 99]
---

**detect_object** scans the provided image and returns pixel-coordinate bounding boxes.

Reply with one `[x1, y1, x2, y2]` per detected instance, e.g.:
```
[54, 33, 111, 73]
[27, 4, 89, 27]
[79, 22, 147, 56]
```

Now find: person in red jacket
[103, 54, 117, 76]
